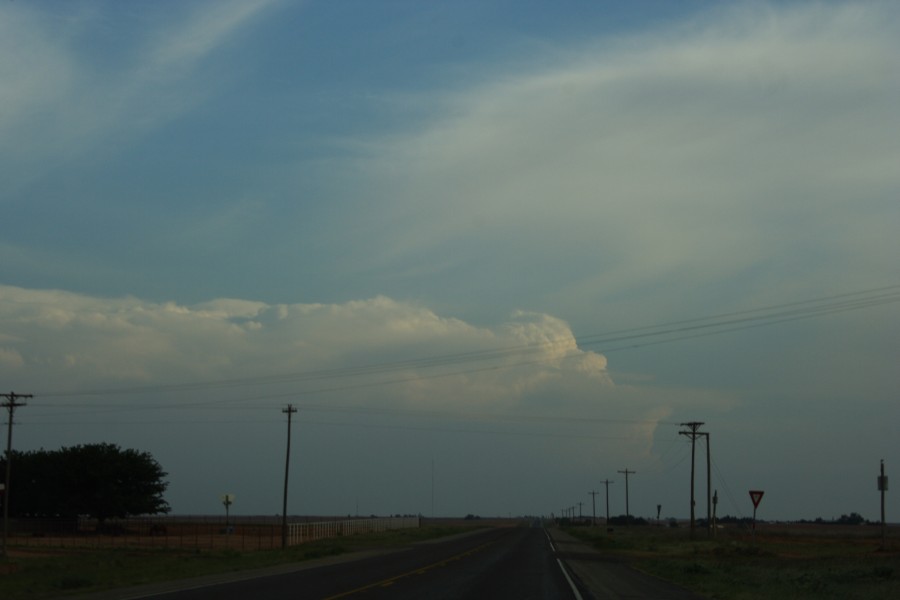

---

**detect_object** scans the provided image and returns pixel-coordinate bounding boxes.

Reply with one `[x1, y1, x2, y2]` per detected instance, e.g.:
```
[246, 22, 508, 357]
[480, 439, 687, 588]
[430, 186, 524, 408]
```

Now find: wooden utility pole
[618, 469, 635, 523]
[2, 392, 31, 558]
[281, 404, 298, 549]
[679, 422, 709, 537]
[879, 460, 888, 550]
[712, 490, 719, 537]
[704, 432, 711, 536]
[601, 479, 614, 526]
[589, 490, 599, 525]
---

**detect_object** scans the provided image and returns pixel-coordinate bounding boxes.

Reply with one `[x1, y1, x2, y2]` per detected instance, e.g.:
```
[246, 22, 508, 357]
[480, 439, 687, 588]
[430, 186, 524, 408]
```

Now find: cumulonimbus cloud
[0, 285, 613, 405]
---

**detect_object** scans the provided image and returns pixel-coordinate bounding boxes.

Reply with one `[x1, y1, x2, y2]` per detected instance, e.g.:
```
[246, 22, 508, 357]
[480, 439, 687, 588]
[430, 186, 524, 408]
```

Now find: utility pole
[879, 460, 888, 550]
[712, 490, 719, 537]
[589, 490, 599, 526]
[2, 391, 31, 558]
[578, 501, 583, 519]
[618, 469, 635, 523]
[281, 404, 298, 549]
[679, 422, 709, 537]
[601, 479, 614, 526]
[705, 432, 711, 536]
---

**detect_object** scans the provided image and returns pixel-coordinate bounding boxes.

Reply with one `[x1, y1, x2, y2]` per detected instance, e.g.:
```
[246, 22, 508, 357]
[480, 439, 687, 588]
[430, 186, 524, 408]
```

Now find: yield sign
[749, 490, 765, 508]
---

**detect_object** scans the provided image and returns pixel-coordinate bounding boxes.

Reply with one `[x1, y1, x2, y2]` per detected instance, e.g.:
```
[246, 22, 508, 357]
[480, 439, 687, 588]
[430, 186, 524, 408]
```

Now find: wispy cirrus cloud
[0, 0, 279, 179]
[345, 2, 900, 317]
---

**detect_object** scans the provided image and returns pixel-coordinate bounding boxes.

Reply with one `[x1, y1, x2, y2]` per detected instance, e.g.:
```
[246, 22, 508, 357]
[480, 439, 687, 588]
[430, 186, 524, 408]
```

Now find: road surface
[77, 524, 703, 599]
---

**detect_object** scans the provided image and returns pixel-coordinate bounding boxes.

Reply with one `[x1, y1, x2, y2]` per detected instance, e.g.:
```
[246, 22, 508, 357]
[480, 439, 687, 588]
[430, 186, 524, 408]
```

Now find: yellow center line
[321, 539, 498, 599]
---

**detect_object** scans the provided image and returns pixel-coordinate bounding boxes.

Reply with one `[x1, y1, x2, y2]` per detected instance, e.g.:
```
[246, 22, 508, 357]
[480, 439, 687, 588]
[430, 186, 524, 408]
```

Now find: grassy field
[0, 525, 473, 599]
[566, 523, 900, 599]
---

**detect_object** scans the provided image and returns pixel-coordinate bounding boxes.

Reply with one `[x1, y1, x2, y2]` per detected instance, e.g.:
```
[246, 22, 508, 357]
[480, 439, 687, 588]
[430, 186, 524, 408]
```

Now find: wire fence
[7, 515, 421, 552]
[286, 516, 419, 545]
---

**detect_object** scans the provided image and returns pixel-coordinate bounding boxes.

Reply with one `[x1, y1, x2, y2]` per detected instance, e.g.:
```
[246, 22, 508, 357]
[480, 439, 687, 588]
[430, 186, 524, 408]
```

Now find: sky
[1, 0, 898, 523]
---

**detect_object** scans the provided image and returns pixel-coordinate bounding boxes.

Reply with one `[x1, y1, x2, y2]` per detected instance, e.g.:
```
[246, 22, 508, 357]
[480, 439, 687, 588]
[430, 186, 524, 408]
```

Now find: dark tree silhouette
[4, 443, 170, 522]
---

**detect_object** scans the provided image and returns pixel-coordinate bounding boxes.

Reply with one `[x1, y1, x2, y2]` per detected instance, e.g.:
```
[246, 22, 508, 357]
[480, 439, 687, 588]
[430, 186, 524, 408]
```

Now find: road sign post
[749, 490, 764, 539]
[222, 494, 235, 533]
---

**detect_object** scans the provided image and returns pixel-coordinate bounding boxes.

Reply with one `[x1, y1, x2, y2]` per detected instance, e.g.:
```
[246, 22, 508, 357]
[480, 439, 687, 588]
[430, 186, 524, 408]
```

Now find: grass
[0, 525, 473, 599]
[565, 524, 900, 599]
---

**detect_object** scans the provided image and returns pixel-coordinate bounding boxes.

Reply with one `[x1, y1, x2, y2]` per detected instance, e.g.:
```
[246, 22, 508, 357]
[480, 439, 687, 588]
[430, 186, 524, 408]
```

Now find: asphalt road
[77, 525, 704, 599]
[116, 524, 581, 600]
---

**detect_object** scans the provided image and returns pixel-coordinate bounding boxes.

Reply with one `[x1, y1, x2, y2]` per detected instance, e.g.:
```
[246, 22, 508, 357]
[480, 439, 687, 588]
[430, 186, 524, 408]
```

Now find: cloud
[0, 0, 279, 183]
[0, 285, 614, 406]
[2, 2, 893, 518]
[345, 2, 900, 315]
[1, 284, 721, 515]
[0, 347, 24, 370]
[0, 282, 743, 513]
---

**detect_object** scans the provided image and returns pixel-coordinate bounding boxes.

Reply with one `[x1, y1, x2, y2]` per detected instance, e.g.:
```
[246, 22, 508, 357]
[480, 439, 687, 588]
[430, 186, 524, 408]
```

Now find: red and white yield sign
[749, 490, 765, 508]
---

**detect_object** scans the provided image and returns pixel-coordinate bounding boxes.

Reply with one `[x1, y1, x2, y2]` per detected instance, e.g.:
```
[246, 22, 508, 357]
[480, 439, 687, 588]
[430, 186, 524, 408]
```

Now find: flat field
[0, 523, 475, 599]
[566, 522, 900, 600]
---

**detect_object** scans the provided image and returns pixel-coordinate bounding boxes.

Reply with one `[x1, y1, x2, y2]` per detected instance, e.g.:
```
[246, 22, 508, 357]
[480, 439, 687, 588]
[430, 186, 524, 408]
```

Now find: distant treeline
[557, 513, 877, 526]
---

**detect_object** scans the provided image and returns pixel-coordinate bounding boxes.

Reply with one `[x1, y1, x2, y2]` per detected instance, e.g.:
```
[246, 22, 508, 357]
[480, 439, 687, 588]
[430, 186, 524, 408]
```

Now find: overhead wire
[712, 456, 746, 519]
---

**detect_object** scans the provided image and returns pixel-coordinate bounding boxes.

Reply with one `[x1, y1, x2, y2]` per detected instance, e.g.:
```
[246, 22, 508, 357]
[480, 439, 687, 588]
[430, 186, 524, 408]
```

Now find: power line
[22, 396, 680, 424]
[579, 284, 900, 345]
[711, 456, 744, 519]
[17, 415, 670, 441]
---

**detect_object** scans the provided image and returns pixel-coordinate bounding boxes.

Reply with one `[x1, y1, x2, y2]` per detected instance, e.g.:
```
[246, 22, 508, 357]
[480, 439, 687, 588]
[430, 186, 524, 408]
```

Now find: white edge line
[545, 528, 583, 600]
[556, 558, 585, 600]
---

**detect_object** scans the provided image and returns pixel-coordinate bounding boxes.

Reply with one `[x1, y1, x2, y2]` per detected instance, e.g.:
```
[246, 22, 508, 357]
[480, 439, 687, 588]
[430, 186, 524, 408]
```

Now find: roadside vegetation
[0, 525, 473, 599]
[565, 523, 900, 599]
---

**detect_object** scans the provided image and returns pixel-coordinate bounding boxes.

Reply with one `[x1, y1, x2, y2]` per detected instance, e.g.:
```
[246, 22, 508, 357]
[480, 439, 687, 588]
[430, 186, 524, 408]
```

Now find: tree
[4, 443, 170, 522]
[835, 512, 866, 525]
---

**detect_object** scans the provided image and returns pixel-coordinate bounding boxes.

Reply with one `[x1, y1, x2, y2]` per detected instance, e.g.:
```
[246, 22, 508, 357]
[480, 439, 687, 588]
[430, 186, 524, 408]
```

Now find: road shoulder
[69, 546, 403, 600]
[546, 527, 704, 599]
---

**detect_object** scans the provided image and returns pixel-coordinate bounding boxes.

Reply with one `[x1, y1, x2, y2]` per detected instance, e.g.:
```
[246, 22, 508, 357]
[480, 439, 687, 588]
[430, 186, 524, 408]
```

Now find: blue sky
[2, 1, 899, 522]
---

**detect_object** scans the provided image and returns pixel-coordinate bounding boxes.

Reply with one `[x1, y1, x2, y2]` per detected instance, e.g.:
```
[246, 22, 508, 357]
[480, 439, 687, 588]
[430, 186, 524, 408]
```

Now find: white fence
[286, 516, 420, 546]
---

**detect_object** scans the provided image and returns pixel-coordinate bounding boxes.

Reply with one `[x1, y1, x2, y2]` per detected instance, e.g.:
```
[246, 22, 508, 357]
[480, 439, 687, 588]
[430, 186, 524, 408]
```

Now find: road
[99, 524, 578, 600]
[78, 524, 703, 599]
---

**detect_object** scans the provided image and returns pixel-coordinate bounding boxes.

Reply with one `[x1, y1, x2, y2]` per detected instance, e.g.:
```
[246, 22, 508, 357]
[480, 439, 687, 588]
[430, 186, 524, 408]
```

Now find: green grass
[0, 525, 473, 599]
[566, 525, 900, 599]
